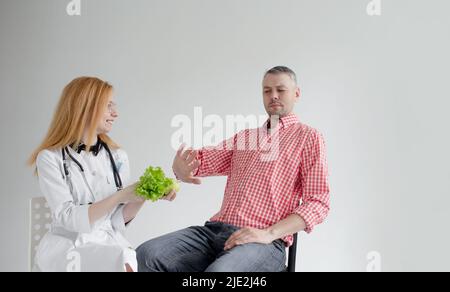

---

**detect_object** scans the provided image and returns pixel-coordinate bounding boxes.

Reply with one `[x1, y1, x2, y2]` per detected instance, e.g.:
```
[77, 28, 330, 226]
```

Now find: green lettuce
[135, 166, 180, 202]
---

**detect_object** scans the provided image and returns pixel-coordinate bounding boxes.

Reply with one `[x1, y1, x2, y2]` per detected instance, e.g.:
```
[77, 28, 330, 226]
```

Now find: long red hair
[28, 77, 119, 170]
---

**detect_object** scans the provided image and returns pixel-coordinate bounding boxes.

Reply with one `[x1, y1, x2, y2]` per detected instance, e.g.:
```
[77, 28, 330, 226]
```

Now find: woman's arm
[121, 189, 176, 224]
[88, 183, 142, 225]
[122, 201, 145, 224]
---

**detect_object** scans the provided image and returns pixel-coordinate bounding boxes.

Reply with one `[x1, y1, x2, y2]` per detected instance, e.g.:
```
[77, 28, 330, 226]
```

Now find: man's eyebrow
[263, 85, 288, 89]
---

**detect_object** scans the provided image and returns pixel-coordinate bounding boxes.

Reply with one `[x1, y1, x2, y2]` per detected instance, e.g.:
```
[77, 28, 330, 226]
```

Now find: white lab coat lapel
[65, 147, 117, 204]
[63, 148, 96, 205]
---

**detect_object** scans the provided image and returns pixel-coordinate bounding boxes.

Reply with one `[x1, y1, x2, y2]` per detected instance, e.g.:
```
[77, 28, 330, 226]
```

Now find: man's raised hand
[172, 144, 202, 185]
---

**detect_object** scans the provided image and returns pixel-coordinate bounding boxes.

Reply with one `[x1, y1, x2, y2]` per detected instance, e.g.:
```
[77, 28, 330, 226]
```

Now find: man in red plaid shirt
[137, 66, 330, 272]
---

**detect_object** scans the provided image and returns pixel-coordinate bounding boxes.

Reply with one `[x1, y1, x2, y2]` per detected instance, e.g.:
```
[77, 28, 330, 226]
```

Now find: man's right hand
[172, 144, 202, 185]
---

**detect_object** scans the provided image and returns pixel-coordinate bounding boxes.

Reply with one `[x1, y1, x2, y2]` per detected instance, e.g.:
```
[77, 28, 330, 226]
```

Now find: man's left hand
[224, 227, 276, 251]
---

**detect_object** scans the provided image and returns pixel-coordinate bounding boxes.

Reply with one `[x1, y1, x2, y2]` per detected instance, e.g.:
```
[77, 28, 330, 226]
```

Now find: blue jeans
[136, 221, 287, 272]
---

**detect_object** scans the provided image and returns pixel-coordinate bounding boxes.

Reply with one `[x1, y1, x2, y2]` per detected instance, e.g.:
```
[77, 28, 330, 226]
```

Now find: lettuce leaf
[135, 166, 180, 202]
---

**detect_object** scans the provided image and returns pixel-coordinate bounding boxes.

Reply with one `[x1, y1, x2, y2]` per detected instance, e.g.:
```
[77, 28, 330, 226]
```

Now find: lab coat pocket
[66, 176, 91, 205]
[35, 233, 75, 272]
[116, 161, 123, 172]
[112, 152, 123, 172]
[71, 243, 125, 272]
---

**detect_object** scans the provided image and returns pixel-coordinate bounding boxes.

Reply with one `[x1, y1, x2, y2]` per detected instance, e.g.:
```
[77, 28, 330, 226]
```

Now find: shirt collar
[264, 113, 299, 130]
[71, 137, 104, 156]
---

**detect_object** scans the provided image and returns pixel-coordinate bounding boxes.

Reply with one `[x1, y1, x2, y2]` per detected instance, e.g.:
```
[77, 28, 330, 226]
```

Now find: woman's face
[97, 92, 118, 134]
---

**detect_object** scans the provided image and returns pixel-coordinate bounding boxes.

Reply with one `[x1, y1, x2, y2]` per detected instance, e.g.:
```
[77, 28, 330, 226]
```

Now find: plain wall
[1, 0, 449, 271]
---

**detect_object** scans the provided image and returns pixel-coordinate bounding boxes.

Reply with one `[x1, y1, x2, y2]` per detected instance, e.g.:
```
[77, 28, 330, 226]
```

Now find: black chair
[285, 233, 298, 272]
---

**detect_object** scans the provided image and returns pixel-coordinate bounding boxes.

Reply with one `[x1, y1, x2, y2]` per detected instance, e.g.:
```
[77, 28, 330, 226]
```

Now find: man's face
[263, 73, 300, 118]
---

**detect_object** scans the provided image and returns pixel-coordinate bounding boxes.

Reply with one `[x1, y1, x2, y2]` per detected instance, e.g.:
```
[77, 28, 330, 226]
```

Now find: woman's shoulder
[35, 148, 65, 174]
[36, 148, 62, 164]
[111, 147, 128, 159]
[110, 148, 129, 167]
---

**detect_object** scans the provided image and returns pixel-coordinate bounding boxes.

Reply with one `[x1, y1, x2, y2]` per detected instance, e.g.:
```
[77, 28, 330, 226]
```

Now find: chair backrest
[29, 197, 52, 271]
[286, 233, 298, 272]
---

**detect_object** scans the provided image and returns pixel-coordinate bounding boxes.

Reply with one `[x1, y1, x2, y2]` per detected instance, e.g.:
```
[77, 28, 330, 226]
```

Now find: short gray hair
[264, 66, 297, 84]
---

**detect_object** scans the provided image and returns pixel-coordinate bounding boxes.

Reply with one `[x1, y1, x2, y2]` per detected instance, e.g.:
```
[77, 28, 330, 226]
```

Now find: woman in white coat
[28, 77, 176, 272]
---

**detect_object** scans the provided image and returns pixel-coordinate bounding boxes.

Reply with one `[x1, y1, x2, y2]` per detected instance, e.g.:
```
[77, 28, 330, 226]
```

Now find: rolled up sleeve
[113, 149, 133, 229]
[36, 150, 92, 234]
[294, 130, 330, 233]
[195, 134, 237, 177]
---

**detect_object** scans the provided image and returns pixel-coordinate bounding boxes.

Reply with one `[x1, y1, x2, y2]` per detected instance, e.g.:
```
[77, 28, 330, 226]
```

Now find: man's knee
[204, 262, 235, 272]
[136, 240, 167, 272]
[205, 243, 285, 272]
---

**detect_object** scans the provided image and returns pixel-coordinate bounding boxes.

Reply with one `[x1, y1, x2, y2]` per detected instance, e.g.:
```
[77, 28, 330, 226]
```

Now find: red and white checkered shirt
[195, 114, 330, 246]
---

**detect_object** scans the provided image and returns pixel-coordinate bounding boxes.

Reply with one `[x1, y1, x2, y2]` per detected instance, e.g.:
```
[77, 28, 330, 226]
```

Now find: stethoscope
[62, 140, 123, 198]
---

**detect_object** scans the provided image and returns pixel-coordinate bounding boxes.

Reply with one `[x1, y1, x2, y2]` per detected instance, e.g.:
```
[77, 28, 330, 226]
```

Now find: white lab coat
[34, 146, 137, 272]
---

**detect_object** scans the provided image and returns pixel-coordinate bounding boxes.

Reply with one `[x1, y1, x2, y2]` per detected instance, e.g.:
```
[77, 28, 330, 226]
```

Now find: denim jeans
[136, 221, 287, 272]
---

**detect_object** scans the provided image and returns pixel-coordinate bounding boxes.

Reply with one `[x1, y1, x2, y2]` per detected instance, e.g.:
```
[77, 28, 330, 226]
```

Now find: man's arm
[293, 130, 330, 233]
[173, 134, 236, 184]
[224, 214, 306, 250]
[265, 214, 306, 240]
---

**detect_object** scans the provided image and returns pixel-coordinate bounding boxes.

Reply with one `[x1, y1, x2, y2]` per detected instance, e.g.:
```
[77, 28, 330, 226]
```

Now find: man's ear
[295, 87, 301, 102]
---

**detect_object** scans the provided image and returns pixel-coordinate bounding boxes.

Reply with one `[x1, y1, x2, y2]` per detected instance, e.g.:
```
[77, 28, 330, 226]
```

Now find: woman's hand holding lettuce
[135, 166, 180, 202]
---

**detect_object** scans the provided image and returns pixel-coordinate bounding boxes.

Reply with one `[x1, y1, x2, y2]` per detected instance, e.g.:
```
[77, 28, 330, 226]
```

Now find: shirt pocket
[269, 153, 301, 201]
[112, 152, 124, 172]
[103, 173, 119, 195]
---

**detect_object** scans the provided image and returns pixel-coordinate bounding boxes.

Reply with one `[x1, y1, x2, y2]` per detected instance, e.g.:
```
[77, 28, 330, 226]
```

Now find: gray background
[1, 0, 449, 272]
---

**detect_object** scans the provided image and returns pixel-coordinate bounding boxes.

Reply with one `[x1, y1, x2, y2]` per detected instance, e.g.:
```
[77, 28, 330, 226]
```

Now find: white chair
[29, 197, 52, 271]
